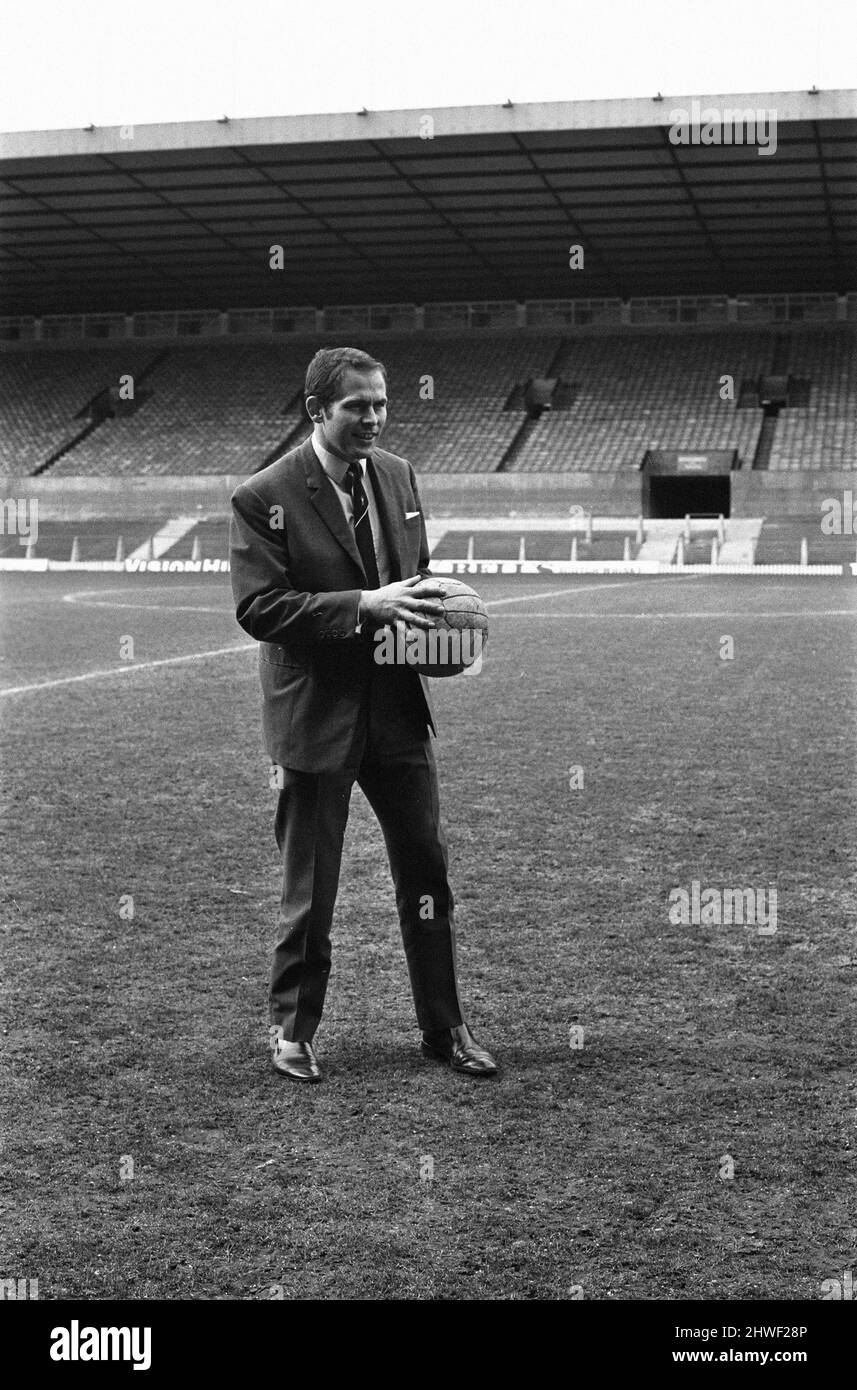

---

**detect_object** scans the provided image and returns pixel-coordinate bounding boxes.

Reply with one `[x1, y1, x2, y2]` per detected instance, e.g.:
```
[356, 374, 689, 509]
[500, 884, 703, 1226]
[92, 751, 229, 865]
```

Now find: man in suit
[229, 346, 496, 1083]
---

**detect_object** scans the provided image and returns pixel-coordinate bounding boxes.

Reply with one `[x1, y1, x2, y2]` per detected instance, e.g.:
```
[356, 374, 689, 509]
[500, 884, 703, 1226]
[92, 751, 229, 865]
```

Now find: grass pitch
[1, 570, 855, 1300]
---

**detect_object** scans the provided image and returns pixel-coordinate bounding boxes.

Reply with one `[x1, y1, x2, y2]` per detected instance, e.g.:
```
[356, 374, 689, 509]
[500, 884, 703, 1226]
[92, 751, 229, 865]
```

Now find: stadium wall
[3, 471, 855, 521]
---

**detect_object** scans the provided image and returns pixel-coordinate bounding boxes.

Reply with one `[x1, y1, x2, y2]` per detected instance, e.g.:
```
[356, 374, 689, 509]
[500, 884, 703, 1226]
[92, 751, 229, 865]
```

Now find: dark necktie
[346, 460, 380, 589]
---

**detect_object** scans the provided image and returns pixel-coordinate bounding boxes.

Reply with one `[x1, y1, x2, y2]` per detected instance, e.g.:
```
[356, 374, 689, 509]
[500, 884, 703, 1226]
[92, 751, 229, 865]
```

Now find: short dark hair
[304, 347, 387, 410]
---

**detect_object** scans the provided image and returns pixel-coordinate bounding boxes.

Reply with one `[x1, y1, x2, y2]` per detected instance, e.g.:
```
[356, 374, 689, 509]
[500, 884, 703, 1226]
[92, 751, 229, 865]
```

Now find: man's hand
[360, 575, 447, 630]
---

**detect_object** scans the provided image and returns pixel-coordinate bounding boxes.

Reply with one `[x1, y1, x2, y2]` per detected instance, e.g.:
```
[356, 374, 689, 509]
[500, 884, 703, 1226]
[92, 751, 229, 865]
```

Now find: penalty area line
[484, 579, 651, 609]
[0, 642, 256, 698]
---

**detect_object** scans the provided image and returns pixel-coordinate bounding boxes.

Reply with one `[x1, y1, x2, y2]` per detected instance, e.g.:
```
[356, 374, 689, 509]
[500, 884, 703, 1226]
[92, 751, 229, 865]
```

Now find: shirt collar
[311, 431, 365, 488]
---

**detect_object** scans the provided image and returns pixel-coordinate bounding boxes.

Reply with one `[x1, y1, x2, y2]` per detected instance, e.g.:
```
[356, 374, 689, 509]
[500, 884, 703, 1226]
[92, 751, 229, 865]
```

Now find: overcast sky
[1, 0, 854, 133]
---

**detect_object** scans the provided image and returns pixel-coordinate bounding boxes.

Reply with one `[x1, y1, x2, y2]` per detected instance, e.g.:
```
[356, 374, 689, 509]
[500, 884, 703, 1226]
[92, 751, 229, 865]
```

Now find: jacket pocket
[259, 643, 307, 669]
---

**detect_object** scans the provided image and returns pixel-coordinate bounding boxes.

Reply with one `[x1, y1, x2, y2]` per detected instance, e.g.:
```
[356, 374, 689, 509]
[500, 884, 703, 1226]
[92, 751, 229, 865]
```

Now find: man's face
[310, 367, 388, 463]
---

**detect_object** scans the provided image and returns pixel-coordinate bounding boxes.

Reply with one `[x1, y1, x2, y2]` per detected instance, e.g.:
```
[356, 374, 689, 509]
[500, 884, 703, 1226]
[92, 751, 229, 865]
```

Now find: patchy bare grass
[1, 572, 855, 1299]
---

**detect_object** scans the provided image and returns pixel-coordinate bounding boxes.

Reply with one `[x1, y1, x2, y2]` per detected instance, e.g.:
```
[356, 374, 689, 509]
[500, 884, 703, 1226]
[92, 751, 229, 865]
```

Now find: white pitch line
[0, 643, 255, 698]
[20, 580, 847, 700]
[484, 579, 651, 608]
[13, 581, 630, 699]
[58, 578, 642, 617]
[490, 609, 856, 619]
[66, 600, 225, 613]
[61, 586, 223, 613]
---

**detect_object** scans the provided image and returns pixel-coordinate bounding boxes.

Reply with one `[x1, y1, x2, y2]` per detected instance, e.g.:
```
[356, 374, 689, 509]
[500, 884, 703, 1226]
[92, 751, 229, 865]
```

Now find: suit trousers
[270, 705, 465, 1040]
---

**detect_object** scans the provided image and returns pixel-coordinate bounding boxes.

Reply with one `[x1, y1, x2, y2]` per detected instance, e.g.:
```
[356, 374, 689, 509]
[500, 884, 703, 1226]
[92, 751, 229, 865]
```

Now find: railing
[0, 293, 849, 347]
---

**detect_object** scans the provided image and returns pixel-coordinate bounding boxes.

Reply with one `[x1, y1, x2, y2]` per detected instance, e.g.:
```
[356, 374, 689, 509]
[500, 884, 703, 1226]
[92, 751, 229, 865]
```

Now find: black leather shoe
[421, 1024, 497, 1077]
[271, 1037, 323, 1083]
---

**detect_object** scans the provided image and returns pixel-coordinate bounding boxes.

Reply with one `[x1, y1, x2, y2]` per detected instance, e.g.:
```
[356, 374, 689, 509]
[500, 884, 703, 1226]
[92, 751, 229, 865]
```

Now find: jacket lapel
[302, 440, 365, 576]
[367, 452, 404, 582]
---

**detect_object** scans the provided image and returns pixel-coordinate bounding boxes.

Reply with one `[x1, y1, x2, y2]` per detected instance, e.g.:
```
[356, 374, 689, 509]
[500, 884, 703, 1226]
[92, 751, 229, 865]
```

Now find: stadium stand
[0, 518, 157, 561]
[430, 527, 641, 562]
[46, 344, 313, 478]
[502, 331, 777, 472]
[1, 325, 854, 478]
[766, 328, 857, 470]
[370, 334, 559, 473]
[0, 347, 154, 474]
[754, 515, 857, 566]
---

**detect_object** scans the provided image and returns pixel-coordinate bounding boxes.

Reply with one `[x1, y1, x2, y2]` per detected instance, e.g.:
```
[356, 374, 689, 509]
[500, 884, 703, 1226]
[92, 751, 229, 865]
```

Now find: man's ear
[305, 394, 323, 423]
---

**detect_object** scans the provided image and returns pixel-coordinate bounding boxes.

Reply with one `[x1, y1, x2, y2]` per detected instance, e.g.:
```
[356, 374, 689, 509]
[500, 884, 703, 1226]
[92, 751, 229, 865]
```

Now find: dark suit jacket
[229, 436, 437, 773]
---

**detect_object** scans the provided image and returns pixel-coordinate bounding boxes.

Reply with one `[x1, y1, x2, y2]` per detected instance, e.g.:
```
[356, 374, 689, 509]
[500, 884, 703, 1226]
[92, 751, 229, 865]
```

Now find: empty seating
[505, 330, 774, 472]
[0, 347, 153, 473]
[766, 329, 857, 469]
[47, 344, 309, 477]
[1, 326, 854, 476]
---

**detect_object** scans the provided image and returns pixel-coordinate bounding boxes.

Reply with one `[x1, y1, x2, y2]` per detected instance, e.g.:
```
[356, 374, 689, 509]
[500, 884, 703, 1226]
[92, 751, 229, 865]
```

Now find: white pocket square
[405, 510, 421, 520]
